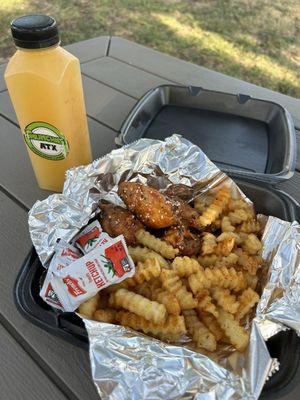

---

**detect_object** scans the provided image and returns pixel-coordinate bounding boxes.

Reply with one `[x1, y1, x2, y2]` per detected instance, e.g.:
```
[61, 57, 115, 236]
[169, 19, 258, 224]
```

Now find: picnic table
[0, 36, 299, 400]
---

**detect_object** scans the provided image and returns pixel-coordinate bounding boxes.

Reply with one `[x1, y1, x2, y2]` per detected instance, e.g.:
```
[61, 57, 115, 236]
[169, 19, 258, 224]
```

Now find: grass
[0, 0, 299, 97]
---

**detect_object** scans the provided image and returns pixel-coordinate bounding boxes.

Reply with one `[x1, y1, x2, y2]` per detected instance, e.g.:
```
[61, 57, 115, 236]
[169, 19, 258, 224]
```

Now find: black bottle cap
[11, 14, 59, 49]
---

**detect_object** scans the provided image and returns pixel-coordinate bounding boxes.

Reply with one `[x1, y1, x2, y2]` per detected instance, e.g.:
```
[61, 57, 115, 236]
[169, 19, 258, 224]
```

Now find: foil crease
[28, 135, 300, 399]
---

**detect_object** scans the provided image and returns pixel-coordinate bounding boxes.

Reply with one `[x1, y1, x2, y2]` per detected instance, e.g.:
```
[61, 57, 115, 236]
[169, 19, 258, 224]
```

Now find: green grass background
[0, 0, 299, 97]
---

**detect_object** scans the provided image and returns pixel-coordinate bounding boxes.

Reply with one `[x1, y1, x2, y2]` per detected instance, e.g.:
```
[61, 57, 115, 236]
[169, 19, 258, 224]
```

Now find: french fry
[228, 198, 250, 211]
[153, 288, 181, 315]
[94, 308, 116, 323]
[236, 288, 259, 321]
[196, 289, 218, 317]
[98, 292, 110, 308]
[128, 245, 169, 268]
[181, 277, 191, 292]
[213, 218, 222, 229]
[136, 283, 181, 315]
[160, 268, 181, 291]
[103, 280, 130, 293]
[237, 232, 249, 243]
[148, 278, 162, 290]
[221, 216, 235, 232]
[214, 253, 239, 268]
[136, 229, 178, 259]
[134, 282, 152, 298]
[216, 232, 236, 256]
[211, 288, 239, 314]
[244, 272, 258, 290]
[188, 266, 246, 294]
[235, 248, 262, 275]
[242, 234, 262, 255]
[201, 233, 217, 255]
[183, 309, 217, 351]
[197, 187, 231, 227]
[228, 209, 250, 225]
[199, 312, 224, 341]
[216, 308, 249, 351]
[109, 288, 167, 325]
[194, 195, 213, 213]
[239, 219, 261, 234]
[78, 294, 99, 318]
[116, 311, 186, 341]
[126, 258, 161, 286]
[161, 269, 197, 309]
[198, 254, 218, 267]
[217, 232, 238, 242]
[172, 256, 202, 277]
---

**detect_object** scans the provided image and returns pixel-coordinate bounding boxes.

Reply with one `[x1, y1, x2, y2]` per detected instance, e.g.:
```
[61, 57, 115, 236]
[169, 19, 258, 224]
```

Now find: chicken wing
[99, 203, 144, 246]
[164, 185, 201, 229]
[118, 182, 177, 229]
[163, 224, 201, 256]
[173, 198, 200, 230]
[164, 184, 193, 201]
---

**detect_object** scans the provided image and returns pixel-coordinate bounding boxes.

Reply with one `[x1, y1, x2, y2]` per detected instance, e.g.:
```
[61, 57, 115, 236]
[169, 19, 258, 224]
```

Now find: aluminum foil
[28, 135, 300, 399]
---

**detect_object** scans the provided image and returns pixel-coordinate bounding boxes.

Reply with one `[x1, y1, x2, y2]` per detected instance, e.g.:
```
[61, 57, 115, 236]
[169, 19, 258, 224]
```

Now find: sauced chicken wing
[164, 184, 194, 201]
[164, 185, 201, 229]
[118, 182, 177, 229]
[99, 203, 144, 246]
[172, 198, 200, 230]
[163, 225, 201, 256]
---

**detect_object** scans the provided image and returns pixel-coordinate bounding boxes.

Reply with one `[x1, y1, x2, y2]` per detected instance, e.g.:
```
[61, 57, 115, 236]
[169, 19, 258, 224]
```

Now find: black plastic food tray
[14, 179, 300, 398]
[118, 85, 296, 183]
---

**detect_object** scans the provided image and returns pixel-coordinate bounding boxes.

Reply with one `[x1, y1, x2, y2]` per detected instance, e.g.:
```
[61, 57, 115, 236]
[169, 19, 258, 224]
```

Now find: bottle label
[24, 121, 69, 160]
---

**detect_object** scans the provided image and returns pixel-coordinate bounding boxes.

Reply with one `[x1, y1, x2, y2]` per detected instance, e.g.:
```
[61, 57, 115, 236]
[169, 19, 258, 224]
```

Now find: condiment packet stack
[40, 220, 135, 312]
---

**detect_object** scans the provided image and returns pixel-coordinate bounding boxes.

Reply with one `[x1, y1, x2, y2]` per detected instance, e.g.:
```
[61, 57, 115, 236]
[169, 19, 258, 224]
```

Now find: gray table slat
[0, 323, 67, 400]
[82, 75, 136, 130]
[0, 113, 116, 209]
[64, 36, 110, 64]
[88, 117, 118, 159]
[82, 56, 172, 98]
[109, 37, 300, 129]
[0, 63, 6, 92]
[0, 191, 98, 400]
[0, 89, 20, 125]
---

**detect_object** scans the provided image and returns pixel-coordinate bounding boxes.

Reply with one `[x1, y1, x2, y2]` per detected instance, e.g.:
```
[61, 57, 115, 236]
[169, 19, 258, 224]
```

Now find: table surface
[0, 36, 299, 400]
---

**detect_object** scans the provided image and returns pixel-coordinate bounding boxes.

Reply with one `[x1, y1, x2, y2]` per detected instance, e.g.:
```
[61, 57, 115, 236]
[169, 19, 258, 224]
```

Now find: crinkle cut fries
[79, 182, 263, 354]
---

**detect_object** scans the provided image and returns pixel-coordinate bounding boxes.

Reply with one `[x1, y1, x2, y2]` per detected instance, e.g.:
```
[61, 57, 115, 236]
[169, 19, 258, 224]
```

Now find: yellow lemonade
[5, 15, 92, 192]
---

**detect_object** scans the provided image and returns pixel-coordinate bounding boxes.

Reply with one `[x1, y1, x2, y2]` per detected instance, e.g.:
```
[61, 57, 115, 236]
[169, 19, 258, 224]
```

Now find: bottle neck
[16, 42, 60, 53]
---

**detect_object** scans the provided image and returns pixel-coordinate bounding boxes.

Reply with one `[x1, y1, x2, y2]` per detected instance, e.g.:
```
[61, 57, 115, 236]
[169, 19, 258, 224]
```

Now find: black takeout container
[15, 85, 300, 398]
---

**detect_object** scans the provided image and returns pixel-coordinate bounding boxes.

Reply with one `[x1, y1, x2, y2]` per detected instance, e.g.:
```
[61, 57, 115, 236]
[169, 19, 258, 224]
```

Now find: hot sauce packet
[73, 220, 110, 254]
[50, 235, 135, 312]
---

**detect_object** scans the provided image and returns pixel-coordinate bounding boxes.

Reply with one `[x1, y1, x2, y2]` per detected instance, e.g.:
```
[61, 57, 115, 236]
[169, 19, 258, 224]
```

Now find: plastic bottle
[5, 14, 92, 191]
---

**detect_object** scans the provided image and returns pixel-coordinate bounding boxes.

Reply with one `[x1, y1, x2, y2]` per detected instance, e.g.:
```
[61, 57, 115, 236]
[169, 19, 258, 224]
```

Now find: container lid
[11, 14, 59, 49]
[119, 85, 297, 184]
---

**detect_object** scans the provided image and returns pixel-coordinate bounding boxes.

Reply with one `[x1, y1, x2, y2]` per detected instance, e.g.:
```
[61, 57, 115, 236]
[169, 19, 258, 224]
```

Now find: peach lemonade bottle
[5, 15, 92, 191]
